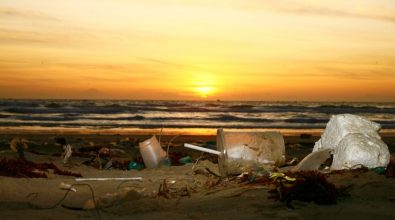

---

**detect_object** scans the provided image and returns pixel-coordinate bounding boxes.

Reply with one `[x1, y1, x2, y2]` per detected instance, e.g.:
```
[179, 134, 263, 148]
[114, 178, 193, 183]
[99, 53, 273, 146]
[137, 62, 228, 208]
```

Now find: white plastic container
[139, 136, 167, 168]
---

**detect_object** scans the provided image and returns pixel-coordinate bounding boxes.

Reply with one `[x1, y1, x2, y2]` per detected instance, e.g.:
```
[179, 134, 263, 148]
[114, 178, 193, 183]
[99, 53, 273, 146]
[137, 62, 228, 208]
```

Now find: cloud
[0, 7, 59, 21]
[0, 26, 101, 47]
[148, 1, 395, 23]
[0, 28, 63, 44]
[313, 65, 395, 80]
[262, 1, 395, 23]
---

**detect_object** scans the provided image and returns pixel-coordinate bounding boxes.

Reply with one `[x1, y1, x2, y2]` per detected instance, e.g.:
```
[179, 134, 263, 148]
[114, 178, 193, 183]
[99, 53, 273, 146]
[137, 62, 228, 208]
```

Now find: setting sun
[196, 86, 215, 98]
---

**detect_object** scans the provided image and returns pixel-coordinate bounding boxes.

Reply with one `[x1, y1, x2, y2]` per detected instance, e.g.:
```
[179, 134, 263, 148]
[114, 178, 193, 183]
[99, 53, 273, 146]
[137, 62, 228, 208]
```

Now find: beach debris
[159, 151, 191, 166]
[84, 187, 142, 209]
[139, 136, 167, 168]
[59, 182, 77, 192]
[0, 158, 82, 178]
[269, 171, 350, 208]
[55, 138, 73, 164]
[99, 147, 111, 156]
[75, 177, 142, 181]
[292, 149, 331, 171]
[313, 114, 381, 152]
[372, 167, 386, 175]
[385, 155, 395, 178]
[10, 137, 29, 159]
[157, 179, 192, 199]
[285, 157, 299, 166]
[184, 143, 221, 155]
[127, 161, 145, 170]
[331, 133, 390, 169]
[179, 156, 193, 164]
[98, 147, 125, 157]
[217, 129, 285, 176]
[310, 114, 390, 170]
[185, 129, 286, 176]
[80, 146, 128, 169]
[269, 172, 296, 182]
[103, 159, 113, 169]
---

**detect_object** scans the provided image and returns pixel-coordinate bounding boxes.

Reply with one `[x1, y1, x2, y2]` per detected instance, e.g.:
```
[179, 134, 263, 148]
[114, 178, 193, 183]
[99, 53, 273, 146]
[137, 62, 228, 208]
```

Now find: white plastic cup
[139, 136, 167, 168]
[217, 129, 286, 176]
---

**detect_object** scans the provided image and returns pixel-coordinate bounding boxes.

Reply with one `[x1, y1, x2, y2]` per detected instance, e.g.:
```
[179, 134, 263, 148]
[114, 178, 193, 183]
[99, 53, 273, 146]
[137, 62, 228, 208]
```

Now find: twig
[166, 135, 180, 156]
[205, 168, 221, 178]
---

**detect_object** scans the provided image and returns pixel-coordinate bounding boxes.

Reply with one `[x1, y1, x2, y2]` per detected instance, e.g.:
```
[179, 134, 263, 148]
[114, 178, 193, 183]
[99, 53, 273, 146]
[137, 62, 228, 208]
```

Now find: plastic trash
[178, 156, 193, 164]
[59, 182, 77, 192]
[10, 137, 28, 159]
[83, 188, 141, 209]
[138, 136, 167, 168]
[62, 144, 72, 164]
[331, 133, 390, 170]
[217, 129, 285, 176]
[373, 167, 386, 175]
[75, 177, 143, 181]
[184, 129, 286, 176]
[55, 138, 73, 164]
[313, 114, 381, 152]
[310, 114, 390, 170]
[292, 149, 331, 171]
[127, 161, 145, 170]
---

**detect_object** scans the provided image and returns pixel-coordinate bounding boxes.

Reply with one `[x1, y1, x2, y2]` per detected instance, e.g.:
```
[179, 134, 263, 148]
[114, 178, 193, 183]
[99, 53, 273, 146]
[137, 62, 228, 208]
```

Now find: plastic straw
[184, 143, 221, 155]
[75, 177, 143, 181]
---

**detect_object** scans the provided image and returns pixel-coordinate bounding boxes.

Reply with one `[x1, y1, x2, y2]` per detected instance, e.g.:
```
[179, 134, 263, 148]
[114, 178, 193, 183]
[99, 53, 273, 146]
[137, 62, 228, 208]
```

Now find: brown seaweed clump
[385, 156, 395, 178]
[270, 171, 349, 208]
[0, 158, 82, 178]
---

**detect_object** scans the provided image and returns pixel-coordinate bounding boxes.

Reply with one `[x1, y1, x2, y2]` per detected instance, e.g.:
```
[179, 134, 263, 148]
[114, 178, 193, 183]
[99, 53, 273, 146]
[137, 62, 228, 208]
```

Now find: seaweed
[111, 160, 131, 170]
[385, 157, 395, 178]
[167, 151, 188, 166]
[0, 158, 82, 178]
[269, 171, 350, 208]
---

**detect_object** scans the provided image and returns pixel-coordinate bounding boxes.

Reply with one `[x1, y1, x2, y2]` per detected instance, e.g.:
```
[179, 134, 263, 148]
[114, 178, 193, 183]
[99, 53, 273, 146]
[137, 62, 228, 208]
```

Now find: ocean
[0, 100, 394, 131]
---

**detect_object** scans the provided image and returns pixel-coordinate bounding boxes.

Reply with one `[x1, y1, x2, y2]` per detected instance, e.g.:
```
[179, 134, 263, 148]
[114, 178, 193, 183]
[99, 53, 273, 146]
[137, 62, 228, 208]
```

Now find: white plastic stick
[75, 177, 143, 181]
[184, 143, 221, 155]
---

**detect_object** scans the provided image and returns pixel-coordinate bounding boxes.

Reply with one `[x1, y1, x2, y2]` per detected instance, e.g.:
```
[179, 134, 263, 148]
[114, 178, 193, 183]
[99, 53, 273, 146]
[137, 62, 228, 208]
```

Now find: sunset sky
[0, 0, 394, 101]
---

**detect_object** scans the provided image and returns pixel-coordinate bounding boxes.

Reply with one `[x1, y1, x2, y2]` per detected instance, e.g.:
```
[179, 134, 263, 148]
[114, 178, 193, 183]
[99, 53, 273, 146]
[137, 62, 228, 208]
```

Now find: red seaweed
[0, 158, 82, 178]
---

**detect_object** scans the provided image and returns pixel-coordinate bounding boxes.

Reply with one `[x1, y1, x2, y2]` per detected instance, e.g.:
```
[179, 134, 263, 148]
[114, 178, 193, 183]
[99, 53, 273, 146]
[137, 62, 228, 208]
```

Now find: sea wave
[0, 100, 394, 129]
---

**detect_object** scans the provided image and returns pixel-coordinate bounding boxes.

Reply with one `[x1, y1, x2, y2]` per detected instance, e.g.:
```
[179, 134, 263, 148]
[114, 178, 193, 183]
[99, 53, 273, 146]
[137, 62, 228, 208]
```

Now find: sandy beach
[0, 129, 394, 220]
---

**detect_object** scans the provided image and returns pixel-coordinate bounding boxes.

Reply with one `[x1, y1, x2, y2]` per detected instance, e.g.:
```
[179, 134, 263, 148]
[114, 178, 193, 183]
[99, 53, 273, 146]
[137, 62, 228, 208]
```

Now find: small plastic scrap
[269, 172, 296, 182]
[59, 182, 77, 192]
[372, 167, 386, 175]
[127, 161, 145, 170]
[179, 156, 193, 164]
[292, 149, 331, 171]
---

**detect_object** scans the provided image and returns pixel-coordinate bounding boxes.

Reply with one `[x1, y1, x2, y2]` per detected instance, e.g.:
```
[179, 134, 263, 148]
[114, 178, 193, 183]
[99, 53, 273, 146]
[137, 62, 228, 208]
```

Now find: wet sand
[0, 129, 395, 220]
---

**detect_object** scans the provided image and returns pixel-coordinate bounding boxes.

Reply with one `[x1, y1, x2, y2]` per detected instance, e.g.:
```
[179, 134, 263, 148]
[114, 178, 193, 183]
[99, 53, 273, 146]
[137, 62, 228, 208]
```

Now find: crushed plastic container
[305, 114, 390, 170]
[331, 133, 390, 170]
[313, 114, 381, 152]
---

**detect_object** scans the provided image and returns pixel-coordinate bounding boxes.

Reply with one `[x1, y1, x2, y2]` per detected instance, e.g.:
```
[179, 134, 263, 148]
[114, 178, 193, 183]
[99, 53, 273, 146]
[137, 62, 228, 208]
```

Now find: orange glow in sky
[0, 0, 395, 101]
